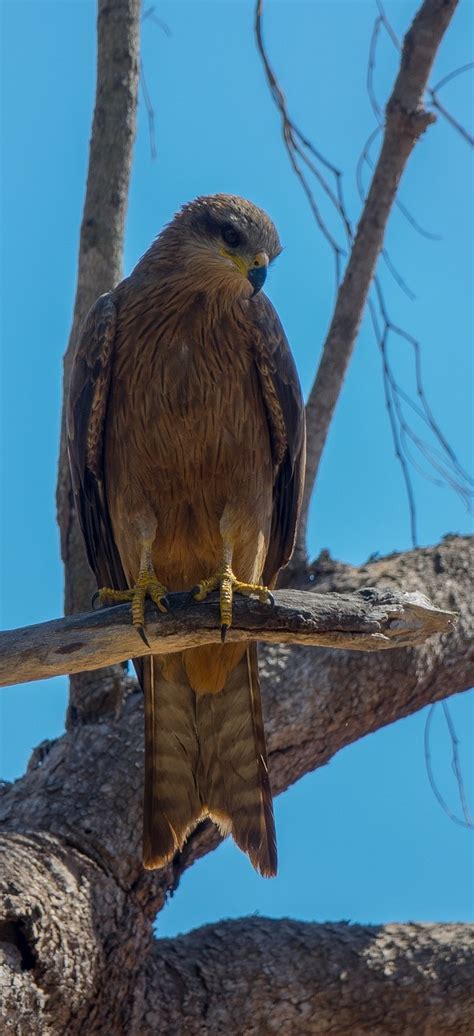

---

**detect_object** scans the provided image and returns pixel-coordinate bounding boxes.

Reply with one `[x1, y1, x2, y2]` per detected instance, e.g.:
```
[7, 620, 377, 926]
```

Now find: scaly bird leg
[98, 541, 168, 640]
[193, 542, 273, 642]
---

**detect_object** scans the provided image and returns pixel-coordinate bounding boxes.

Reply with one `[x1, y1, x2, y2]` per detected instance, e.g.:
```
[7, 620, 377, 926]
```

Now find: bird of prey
[68, 195, 305, 877]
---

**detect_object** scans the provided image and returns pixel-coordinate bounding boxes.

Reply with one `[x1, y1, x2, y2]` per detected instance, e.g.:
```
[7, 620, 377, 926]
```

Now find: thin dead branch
[0, 587, 454, 688]
[424, 700, 474, 829]
[140, 58, 156, 159]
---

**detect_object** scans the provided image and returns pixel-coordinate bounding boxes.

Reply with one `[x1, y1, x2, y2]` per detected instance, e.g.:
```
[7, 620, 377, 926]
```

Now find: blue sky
[1, 0, 472, 935]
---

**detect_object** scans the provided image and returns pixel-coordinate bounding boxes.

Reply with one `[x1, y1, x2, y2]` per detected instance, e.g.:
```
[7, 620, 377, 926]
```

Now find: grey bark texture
[0, 585, 454, 687]
[1, 903, 472, 1034]
[144, 919, 474, 1036]
[55, 0, 141, 722]
[1, 536, 473, 1032]
[295, 0, 459, 562]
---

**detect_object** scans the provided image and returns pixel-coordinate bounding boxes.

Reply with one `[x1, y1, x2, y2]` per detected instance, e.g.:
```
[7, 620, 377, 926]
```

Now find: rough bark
[55, 0, 140, 720]
[143, 919, 474, 1035]
[295, 0, 459, 562]
[1, 586, 454, 687]
[2, 903, 472, 1035]
[1, 536, 472, 1031]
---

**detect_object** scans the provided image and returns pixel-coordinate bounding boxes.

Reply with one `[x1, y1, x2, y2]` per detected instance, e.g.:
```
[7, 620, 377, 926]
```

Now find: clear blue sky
[1, 0, 473, 936]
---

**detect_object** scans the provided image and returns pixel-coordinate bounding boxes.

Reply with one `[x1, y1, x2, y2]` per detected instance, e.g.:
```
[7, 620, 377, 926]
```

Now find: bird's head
[158, 194, 282, 301]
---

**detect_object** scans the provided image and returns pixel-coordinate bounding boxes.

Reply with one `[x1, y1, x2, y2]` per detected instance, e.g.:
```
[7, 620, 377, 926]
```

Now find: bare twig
[375, 0, 400, 49]
[367, 15, 384, 122]
[369, 299, 418, 545]
[142, 5, 171, 35]
[355, 8, 473, 545]
[431, 61, 474, 94]
[140, 57, 157, 159]
[254, 0, 348, 287]
[295, 0, 460, 560]
[428, 91, 474, 146]
[0, 587, 454, 688]
[256, 0, 469, 562]
[424, 701, 474, 829]
[256, 1, 463, 564]
[140, 4, 173, 160]
[371, 277, 473, 546]
[428, 60, 474, 146]
[376, 1, 474, 146]
[356, 122, 440, 239]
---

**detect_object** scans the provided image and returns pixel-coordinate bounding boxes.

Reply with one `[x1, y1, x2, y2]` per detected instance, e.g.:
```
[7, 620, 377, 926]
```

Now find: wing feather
[251, 294, 306, 585]
[67, 292, 126, 595]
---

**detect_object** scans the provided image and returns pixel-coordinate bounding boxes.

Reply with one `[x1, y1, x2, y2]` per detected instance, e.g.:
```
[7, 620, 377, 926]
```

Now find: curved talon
[192, 563, 272, 634]
[186, 586, 202, 607]
[91, 591, 101, 610]
[97, 571, 169, 631]
[149, 590, 169, 614]
[137, 625, 151, 648]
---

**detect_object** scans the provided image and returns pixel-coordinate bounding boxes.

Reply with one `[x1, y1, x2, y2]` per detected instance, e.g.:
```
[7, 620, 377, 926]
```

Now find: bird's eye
[222, 224, 242, 248]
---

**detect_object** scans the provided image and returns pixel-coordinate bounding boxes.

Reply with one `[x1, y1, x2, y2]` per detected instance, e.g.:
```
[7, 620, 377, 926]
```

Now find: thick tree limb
[55, 0, 141, 719]
[1, 536, 472, 1031]
[295, 0, 459, 560]
[2, 845, 471, 1036]
[144, 919, 474, 1035]
[1, 536, 471, 895]
[2, 856, 472, 1035]
[0, 586, 454, 688]
[0, 832, 151, 1035]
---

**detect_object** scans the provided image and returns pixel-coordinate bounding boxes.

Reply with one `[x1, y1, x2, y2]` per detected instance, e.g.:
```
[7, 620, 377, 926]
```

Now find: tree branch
[1, 536, 471, 896]
[1, 536, 472, 1029]
[3, 855, 472, 1033]
[142, 918, 474, 1035]
[55, 0, 141, 719]
[295, 0, 459, 561]
[0, 587, 454, 689]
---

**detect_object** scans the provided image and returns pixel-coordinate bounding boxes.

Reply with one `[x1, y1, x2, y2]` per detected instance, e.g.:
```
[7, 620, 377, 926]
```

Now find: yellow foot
[193, 565, 273, 641]
[97, 574, 169, 639]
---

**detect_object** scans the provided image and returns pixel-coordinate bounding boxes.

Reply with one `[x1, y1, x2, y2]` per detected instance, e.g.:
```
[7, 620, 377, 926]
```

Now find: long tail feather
[141, 646, 277, 876]
[142, 655, 202, 869]
[196, 644, 277, 877]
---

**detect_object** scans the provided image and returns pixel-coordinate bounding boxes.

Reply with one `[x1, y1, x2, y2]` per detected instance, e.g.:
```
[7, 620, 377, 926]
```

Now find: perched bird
[68, 195, 305, 877]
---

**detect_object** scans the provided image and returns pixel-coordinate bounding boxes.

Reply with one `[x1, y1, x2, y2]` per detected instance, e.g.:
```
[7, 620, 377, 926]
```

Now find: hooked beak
[247, 251, 269, 296]
[221, 249, 269, 296]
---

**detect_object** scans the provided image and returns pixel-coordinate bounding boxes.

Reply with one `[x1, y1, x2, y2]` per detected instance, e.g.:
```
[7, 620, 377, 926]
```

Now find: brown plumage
[67, 194, 305, 877]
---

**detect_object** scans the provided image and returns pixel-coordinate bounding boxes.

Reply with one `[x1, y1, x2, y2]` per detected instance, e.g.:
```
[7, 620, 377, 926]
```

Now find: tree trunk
[55, 0, 141, 724]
